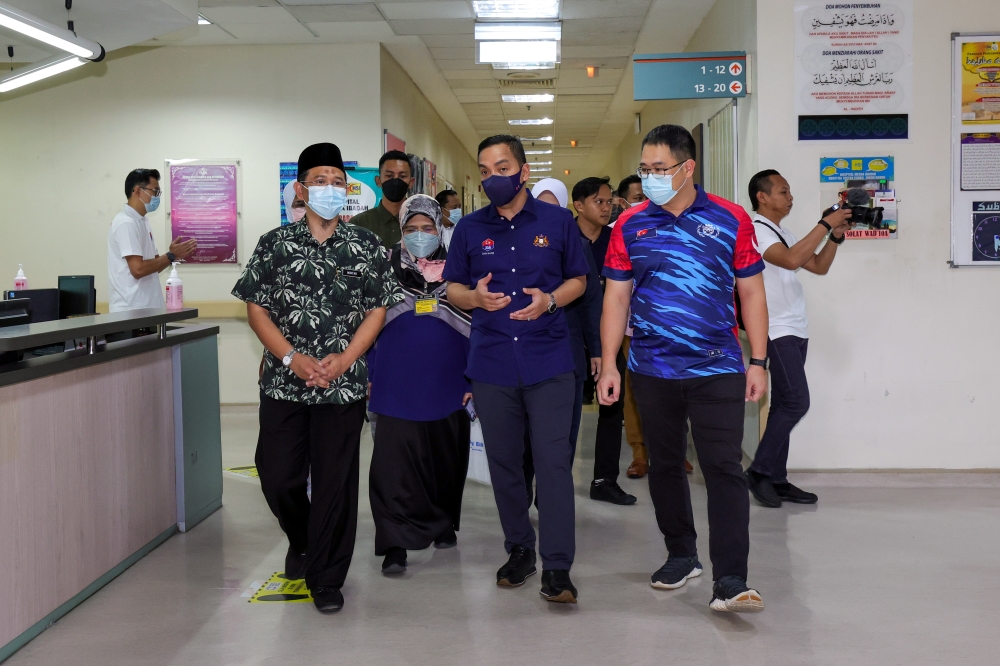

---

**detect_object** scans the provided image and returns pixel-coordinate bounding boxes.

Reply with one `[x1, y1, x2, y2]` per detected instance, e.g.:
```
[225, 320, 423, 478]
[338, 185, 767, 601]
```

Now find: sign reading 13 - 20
[633, 51, 748, 101]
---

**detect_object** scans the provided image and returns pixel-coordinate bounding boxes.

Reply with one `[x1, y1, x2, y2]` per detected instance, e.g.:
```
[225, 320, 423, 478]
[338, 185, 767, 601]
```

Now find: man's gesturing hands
[474, 273, 512, 311]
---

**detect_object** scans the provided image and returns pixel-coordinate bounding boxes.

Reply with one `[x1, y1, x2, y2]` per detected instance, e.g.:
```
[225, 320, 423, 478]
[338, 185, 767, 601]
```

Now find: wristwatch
[749, 357, 769, 370]
[546, 293, 557, 314]
[166, 251, 177, 263]
[829, 232, 846, 245]
[282, 349, 296, 367]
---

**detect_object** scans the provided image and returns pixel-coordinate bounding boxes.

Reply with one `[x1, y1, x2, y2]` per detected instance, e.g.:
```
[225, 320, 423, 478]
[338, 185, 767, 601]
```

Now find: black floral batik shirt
[232, 221, 402, 405]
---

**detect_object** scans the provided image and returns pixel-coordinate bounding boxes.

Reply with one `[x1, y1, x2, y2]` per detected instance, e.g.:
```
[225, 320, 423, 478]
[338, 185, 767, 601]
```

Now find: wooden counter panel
[0, 349, 177, 647]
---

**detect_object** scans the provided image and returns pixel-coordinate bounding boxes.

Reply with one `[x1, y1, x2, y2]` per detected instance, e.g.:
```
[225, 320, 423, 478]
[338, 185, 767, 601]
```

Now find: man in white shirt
[108, 168, 196, 313]
[745, 169, 850, 508]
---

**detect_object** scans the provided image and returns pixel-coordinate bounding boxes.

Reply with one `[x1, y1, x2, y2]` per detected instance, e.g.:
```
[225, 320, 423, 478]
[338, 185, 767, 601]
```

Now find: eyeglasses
[636, 160, 687, 179]
[140, 186, 162, 196]
[300, 177, 347, 188]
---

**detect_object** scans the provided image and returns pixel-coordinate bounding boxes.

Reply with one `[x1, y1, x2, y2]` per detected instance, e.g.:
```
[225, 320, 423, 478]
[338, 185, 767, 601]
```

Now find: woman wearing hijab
[367, 194, 473, 575]
[282, 180, 307, 224]
[531, 177, 569, 208]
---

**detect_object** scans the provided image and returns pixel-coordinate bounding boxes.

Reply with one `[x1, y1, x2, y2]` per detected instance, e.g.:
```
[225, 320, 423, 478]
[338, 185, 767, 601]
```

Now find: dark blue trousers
[750, 336, 810, 484]
[473, 372, 576, 571]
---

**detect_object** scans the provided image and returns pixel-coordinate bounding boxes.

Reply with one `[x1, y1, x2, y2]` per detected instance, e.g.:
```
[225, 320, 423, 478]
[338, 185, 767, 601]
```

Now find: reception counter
[0, 309, 223, 661]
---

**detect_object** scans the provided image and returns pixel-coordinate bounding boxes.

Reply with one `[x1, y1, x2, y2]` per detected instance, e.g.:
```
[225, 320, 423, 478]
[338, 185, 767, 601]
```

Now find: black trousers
[631, 372, 750, 581]
[750, 336, 810, 484]
[472, 372, 576, 571]
[593, 348, 627, 482]
[256, 393, 366, 589]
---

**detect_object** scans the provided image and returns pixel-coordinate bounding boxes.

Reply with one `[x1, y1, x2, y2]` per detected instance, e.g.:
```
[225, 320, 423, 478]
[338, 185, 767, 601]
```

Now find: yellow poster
[961, 42, 1000, 124]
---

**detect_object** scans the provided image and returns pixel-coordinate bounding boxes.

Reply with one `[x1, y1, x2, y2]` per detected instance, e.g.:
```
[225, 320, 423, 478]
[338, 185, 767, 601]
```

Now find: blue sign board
[819, 156, 894, 183]
[633, 51, 747, 101]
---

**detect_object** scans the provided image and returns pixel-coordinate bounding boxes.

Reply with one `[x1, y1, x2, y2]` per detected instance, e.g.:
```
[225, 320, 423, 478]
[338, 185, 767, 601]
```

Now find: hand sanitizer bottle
[165, 263, 183, 309]
[14, 264, 28, 290]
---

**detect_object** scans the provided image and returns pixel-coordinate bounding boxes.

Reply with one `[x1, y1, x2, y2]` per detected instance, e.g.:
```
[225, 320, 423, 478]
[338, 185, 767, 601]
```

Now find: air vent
[498, 78, 556, 88]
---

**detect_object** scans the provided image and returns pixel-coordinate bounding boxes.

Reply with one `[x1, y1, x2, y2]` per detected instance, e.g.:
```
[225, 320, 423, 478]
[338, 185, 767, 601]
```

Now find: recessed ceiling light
[475, 23, 561, 41]
[529, 161, 552, 165]
[509, 118, 553, 125]
[502, 94, 554, 103]
[530, 167, 552, 172]
[472, 0, 560, 20]
[525, 149, 553, 154]
[521, 136, 553, 141]
[478, 41, 558, 68]
[198, 14, 212, 25]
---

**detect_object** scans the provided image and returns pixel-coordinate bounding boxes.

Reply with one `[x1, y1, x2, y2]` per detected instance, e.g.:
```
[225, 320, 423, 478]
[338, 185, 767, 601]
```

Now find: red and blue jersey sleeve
[709, 194, 764, 279]
[602, 205, 640, 281]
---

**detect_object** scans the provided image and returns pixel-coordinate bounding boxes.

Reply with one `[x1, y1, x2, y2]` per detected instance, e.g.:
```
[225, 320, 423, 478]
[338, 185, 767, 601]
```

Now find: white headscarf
[531, 178, 569, 208]
[283, 181, 305, 223]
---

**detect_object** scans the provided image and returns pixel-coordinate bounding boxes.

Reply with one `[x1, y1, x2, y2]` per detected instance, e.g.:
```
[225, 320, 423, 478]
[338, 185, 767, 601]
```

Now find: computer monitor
[58, 275, 96, 318]
[0, 298, 30, 329]
[4, 289, 60, 323]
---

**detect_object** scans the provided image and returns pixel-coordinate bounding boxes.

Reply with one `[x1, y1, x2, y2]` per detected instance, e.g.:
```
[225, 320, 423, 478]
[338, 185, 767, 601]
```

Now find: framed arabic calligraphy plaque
[794, 1, 913, 141]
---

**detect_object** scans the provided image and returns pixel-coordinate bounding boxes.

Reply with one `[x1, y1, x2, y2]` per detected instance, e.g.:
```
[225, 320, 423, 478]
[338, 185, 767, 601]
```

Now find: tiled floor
[6, 406, 999, 665]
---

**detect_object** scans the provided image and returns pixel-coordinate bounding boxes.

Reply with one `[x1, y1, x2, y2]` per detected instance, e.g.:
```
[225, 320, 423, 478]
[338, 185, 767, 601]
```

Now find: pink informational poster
[169, 163, 239, 263]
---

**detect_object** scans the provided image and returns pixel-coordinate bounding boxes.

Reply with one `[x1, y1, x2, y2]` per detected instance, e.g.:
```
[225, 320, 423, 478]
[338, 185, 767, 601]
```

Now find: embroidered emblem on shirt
[637, 228, 650, 238]
[482, 238, 495, 252]
[697, 222, 720, 238]
[533, 235, 549, 248]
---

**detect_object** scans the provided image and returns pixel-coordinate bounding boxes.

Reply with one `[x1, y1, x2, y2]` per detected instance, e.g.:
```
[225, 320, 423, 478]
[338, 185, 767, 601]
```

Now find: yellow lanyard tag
[414, 295, 439, 316]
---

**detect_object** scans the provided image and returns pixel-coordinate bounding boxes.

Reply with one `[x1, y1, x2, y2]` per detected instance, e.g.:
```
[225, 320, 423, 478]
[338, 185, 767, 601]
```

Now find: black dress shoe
[381, 547, 407, 575]
[540, 569, 577, 604]
[285, 545, 307, 580]
[434, 527, 457, 549]
[590, 479, 637, 505]
[312, 586, 344, 613]
[496, 546, 537, 587]
[745, 470, 781, 508]
[774, 482, 818, 504]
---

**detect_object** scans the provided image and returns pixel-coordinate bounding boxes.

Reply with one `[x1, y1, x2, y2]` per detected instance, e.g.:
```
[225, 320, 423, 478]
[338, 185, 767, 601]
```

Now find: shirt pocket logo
[533, 235, 549, 248]
[482, 238, 495, 252]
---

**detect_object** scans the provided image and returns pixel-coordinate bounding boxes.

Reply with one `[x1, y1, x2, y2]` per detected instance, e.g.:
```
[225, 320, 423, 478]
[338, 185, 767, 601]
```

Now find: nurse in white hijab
[283, 180, 307, 224]
[531, 178, 569, 208]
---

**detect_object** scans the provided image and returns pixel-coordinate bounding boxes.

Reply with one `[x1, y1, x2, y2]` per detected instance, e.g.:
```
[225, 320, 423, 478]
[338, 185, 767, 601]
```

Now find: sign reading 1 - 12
[632, 51, 748, 101]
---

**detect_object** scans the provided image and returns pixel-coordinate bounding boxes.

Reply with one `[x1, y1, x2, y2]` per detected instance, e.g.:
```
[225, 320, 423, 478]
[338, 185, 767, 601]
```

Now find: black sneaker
[746, 469, 782, 508]
[312, 586, 344, 613]
[434, 527, 458, 549]
[284, 545, 307, 580]
[590, 479, 638, 505]
[774, 482, 818, 504]
[650, 555, 703, 590]
[710, 575, 763, 613]
[496, 546, 537, 587]
[539, 569, 578, 604]
[381, 547, 407, 575]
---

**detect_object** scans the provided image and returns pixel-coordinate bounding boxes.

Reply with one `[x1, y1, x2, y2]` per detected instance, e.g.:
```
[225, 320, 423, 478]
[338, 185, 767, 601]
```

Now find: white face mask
[641, 162, 689, 206]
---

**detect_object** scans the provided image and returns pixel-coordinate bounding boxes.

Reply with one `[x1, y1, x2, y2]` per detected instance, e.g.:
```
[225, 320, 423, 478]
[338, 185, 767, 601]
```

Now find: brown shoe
[684, 460, 693, 474]
[626, 459, 648, 479]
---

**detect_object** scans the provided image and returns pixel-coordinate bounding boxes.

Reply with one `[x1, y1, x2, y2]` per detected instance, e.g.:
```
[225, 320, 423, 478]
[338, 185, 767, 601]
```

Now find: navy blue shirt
[443, 192, 590, 387]
[585, 224, 613, 273]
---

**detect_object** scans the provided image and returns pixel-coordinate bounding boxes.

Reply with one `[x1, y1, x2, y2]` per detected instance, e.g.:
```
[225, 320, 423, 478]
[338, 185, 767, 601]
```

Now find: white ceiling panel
[223, 21, 315, 41]
[435, 59, 489, 71]
[562, 0, 652, 19]
[387, 19, 474, 35]
[200, 6, 298, 23]
[200, 0, 280, 6]
[561, 56, 630, 69]
[285, 4, 384, 22]
[377, 2, 473, 19]
[420, 33, 475, 47]
[443, 69, 494, 79]
[308, 21, 397, 41]
[562, 31, 638, 47]
[429, 47, 476, 60]
[561, 45, 634, 59]
[448, 78, 497, 88]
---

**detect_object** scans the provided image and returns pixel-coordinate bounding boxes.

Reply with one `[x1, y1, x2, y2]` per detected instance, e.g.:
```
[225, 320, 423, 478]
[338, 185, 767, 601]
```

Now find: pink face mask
[290, 205, 306, 223]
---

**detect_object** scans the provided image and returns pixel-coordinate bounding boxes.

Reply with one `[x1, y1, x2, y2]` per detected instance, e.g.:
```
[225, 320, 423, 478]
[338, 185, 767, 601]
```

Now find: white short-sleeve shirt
[107, 204, 164, 313]
[752, 214, 808, 340]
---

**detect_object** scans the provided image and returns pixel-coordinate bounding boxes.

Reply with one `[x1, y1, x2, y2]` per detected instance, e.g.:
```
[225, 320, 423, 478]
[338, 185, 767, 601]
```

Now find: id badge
[414, 295, 439, 316]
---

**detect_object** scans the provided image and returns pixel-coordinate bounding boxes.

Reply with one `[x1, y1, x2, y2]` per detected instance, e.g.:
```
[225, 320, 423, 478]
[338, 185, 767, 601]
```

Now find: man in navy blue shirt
[444, 135, 589, 604]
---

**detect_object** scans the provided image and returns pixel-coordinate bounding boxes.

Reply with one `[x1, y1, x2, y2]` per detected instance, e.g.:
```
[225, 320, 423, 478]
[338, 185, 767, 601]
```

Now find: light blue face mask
[306, 185, 348, 220]
[641, 162, 689, 206]
[447, 208, 462, 224]
[144, 195, 161, 213]
[402, 230, 440, 258]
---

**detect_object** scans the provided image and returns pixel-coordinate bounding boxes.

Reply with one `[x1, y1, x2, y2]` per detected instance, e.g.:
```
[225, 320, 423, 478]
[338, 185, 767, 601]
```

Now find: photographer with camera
[744, 170, 851, 509]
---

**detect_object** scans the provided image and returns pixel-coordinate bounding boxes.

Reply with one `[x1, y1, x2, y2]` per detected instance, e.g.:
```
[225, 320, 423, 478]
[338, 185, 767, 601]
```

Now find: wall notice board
[951, 35, 1000, 265]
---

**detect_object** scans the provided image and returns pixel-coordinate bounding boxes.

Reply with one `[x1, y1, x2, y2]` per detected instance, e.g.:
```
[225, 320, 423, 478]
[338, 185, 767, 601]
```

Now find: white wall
[757, 0, 1000, 469]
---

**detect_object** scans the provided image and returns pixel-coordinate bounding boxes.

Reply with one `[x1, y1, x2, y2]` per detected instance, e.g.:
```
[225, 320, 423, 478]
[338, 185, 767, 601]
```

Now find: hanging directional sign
[633, 51, 748, 101]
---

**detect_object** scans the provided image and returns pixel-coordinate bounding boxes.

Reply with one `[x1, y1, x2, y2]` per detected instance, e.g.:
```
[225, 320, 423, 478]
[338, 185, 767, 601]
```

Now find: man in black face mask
[351, 150, 413, 249]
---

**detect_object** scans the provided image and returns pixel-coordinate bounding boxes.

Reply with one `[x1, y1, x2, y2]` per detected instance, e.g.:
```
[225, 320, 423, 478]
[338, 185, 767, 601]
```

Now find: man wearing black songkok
[233, 142, 402, 613]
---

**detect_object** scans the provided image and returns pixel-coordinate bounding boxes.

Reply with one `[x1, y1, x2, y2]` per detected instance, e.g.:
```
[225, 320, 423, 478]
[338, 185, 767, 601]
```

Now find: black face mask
[381, 178, 409, 203]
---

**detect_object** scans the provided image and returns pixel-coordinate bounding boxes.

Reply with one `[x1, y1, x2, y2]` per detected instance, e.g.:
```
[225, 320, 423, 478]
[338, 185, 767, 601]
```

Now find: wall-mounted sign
[819, 156, 897, 240]
[166, 160, 240, 264]
[960, 41, 1000, 124]
[819, 156, 894, 182]
[794, 1, 913, 140]
[633, 51, 747, 101]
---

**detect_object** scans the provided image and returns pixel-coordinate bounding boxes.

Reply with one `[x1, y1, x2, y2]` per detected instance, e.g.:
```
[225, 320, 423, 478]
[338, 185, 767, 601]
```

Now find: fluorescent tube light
[520, 136, 553, 142]
[529, 161, 552, 165]
[509, 118, 553, 125]
[473, 0, 560, 19]
[475, 23, 561, 41]
[502, 94, 554, 103]
[0, 1, 103, 60]
[530, 167, 552, 172]
[0, 54, 87, 93]
[478, 40, 558, 67]
[198, 14, 212, 25]
[525, 149, 553, 154]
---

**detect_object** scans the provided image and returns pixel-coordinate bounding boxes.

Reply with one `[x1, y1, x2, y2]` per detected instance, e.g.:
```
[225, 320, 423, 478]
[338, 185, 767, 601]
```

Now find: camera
[823, 188, 885, 228]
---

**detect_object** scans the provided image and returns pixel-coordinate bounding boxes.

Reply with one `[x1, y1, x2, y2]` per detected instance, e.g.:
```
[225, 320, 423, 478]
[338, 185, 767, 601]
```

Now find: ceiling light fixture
[0, 1, 104, 60]
[530, 167, 552, 172]
[520, 136, 553, 142]
[570, 140, 578, 147]
[0, 53, 86, 93]
[564, 170, 571, 175]
[525, 149, 553, 154]
[586, 66, 599, 78]
[472, 0, 560, 20]
[198, 14, 212, 25]
[529, 161, 552, 165]
[508, 118, 553, 125]
[478, 40, 558, 68]
[475, 23, 561, 41]
[502, 94, 554, 103]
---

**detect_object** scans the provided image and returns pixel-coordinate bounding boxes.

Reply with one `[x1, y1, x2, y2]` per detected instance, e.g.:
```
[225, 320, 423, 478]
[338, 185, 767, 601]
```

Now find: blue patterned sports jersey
[603, 185, 764, 380]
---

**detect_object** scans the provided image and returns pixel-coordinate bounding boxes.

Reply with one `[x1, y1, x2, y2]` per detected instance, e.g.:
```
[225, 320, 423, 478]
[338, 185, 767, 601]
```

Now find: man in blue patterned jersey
[597, 124, 770, 613]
